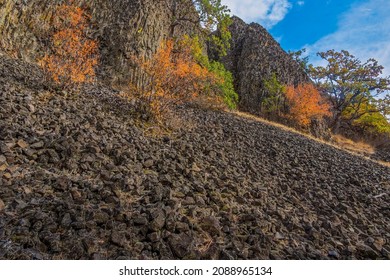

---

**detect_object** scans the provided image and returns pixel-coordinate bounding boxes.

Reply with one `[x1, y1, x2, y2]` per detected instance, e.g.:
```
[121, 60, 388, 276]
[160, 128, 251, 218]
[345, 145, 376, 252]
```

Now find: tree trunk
[330, 111, 343, 133]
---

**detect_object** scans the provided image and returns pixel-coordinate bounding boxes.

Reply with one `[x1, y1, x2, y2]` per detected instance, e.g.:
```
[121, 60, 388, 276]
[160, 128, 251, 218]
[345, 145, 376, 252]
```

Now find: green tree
[208, 60, 238, 109]
[165, 0, 232, 56]
[261, 73, 286, 115]
[288, 48, 309, 72]
[343, 98, 390, 136]
[179, 35, 238, 109]
[309, 50, 390, 129]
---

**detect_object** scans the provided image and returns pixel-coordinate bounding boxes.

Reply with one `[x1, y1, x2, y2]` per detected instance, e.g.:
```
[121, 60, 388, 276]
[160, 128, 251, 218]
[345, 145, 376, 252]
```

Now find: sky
[221, 0, 390, 76]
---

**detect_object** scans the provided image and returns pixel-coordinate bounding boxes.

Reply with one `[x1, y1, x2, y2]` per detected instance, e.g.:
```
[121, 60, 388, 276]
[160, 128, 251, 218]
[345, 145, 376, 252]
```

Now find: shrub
[132, 36, 237, 121]
[285, 83, 331, 128]
[208, 60, 238, 110]
[261, 73, 286, 115]
[39, 2, 98, 88]
[179, 35, 238, 109]
[132, 39, 219, 120]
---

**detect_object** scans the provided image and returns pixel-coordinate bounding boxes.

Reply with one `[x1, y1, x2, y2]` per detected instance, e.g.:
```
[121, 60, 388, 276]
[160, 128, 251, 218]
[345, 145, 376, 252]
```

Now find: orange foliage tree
[40, 2, 98, 88]
[285, 83, 331, 127]
[133, 39, 222, 118]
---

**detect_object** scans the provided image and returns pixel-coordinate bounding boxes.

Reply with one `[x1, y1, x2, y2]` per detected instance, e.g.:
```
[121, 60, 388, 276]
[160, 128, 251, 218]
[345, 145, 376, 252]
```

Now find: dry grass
[230, 110, 390, 168]
[331, 134, 375, 155]
[377, 160, 390, 168]
[139, 109, 198, 139]
[36, 90, 55, 103]
[231, 110, 321, 140]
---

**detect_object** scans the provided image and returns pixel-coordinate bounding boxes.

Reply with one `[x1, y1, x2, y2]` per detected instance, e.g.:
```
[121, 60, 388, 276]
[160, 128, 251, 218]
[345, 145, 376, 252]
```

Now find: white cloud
[304, 0, 390, 76]
[297, 1, 305, 6]
[222, 0, 292, 28]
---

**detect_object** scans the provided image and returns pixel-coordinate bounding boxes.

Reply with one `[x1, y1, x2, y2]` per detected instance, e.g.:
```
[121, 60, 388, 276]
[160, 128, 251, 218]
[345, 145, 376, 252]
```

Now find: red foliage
[39, 2, 98, 87]
[285, 83, 331, 127]
[132, 39, 222, 119]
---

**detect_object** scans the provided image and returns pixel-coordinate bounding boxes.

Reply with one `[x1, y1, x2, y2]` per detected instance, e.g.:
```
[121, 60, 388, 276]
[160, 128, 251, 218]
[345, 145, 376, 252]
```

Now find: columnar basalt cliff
[1, 2, 306, 98]
[211, 16, 310, 113]
[0, 0, 197, 86]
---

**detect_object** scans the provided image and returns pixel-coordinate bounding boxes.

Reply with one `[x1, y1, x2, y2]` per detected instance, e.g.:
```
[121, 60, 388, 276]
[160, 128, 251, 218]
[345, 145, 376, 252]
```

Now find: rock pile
[0, 56, 389, 259]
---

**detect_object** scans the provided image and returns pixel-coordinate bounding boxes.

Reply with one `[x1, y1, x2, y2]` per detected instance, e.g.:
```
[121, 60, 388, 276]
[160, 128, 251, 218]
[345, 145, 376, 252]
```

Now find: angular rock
[61, 213, 72, 228]
[0, 164, 7, 172]
[0, 199, 5, 211]
[0, 155, 6, 164]
[144, 159, 154, 168]
[168, 233, 193, 258]
[111, 231, 126, 247]
[133, 215, 148, 226]
[201, 216, 221, 235]
[150, 210, 166, 231]
[17, 139, 29, 149]
[30, 141, 44, 149]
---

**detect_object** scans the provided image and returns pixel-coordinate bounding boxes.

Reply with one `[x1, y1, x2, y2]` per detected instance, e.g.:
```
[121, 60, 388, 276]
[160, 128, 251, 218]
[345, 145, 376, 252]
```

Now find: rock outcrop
[211, 16, 309, 113]
[0, 0, 197, 86]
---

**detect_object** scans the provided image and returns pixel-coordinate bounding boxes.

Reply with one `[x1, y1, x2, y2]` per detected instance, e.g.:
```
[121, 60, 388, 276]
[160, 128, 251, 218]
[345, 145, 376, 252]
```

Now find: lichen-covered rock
[210, 16, 309, 113]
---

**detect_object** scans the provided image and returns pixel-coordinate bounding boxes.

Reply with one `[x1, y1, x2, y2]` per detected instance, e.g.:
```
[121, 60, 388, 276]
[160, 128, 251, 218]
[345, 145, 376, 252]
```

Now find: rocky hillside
[1, 56, 389, 260]
[211, 16, 309, 113]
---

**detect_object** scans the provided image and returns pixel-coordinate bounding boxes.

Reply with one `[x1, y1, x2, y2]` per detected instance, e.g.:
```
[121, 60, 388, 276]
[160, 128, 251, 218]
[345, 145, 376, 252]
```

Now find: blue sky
[222, 0, 390, 76]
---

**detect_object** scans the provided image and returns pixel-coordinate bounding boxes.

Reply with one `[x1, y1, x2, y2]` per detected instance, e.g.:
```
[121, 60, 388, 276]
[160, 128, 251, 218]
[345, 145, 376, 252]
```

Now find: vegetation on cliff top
[166, 0, 232, 56]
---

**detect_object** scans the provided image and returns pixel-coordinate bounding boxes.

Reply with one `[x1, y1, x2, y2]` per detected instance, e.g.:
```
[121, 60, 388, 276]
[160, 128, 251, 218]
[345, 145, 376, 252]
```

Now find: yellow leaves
[39, 3, 98, 88]
[285, 83, 331, 127]
[175, 62, 190, 78]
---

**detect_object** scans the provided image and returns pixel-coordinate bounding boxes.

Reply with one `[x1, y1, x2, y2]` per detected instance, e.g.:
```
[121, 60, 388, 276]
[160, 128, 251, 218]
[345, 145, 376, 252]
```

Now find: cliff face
[1, 2, 307, 98]
[0, 0, 195, 86]
[212, 16, 309, 113]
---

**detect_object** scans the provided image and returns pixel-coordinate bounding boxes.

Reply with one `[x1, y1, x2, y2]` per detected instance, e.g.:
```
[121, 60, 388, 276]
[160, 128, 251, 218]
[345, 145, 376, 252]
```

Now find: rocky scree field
[0, 56, 389, 260]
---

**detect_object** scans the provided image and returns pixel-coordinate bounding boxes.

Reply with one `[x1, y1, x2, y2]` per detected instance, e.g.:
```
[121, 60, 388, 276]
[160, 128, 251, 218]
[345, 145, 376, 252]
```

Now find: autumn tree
[165, 0, 232, 56]
[39, 2, 98, 88]
[132, 38, 225, 120]
[285, 83, 331, 128]
[179, 35, 238, 109]
[309, 50, 390, 129]
[342, 98, 390, 136]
